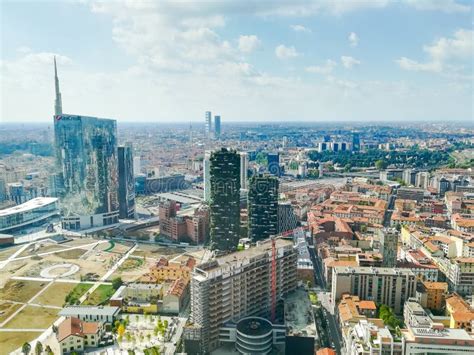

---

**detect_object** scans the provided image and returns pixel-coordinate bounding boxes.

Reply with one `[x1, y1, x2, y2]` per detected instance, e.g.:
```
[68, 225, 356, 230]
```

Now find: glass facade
[118, 145, 136, 219]
[54, 114, 118, 221]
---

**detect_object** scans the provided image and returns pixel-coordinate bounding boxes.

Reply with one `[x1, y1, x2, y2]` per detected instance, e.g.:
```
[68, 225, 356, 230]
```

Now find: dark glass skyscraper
[118, 145, 136, 219]
[209, 148, 240, 252]
[267, 152, 280, 176]
[54, 115, 119, 229]
[352, 132, 360, 152]
[214, 115, 221, 138]
[248, 174, 279, 241]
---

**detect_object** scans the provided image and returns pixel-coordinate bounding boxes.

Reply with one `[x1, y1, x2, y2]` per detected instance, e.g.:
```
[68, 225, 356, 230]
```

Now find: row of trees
[21, 341, 53, 355]
[308, 148, 454, 170]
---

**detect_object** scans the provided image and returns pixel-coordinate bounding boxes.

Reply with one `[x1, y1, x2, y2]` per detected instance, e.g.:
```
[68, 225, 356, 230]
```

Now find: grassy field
[35, 282, 77, 307]
[56, 248, 87, 259]
[0, 331, 42, 354]
[0, 280, 46, 303]
[64, 283, 93, 305]
[83, 284, 115, 305]
[4, 305, 59, 329]
[118, 257, 144, 271]
[0, 301, 22, 324]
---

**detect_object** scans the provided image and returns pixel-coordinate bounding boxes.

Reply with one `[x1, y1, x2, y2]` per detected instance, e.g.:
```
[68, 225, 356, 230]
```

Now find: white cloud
[341, 56, 361, 69]
[238, 35, 261, 53]
[275, 45, 300, 59]
[396, 57, 442, 72]
[402, 0, 470, 13]
[397, 29, 473, 73]
[348, 32, 359, 47]
[306, 59, 337, 74]
[290, 25, 311, 33]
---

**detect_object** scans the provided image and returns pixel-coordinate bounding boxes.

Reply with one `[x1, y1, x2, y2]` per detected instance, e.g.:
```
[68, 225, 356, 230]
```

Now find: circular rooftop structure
[235, 317, 273, 355]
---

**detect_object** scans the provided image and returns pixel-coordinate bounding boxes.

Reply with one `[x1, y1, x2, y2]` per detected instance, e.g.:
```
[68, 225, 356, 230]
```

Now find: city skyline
[1, 0, 473, 123]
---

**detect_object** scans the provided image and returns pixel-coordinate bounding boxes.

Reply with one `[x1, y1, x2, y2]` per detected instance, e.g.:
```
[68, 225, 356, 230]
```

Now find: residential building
[380, 228, 398, 267]
[203, 150, 211, 202]
[331, 267, 416, 314]
[209, 148, 241, 252]
[239, 152, 248, 190]
[184, 238, 297, 353]
[445, 293, 474, 333]
[416, 281, 448, 311]
[397, 187, 424, 203]
[117, 145, 136, 219]
[277, 201, 298, 234]
[57, 317, 108, 354]
[248, 174, 279, 242]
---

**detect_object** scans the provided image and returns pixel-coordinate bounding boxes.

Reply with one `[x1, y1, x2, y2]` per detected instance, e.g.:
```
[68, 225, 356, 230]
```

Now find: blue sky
[1, 0, 472, 122]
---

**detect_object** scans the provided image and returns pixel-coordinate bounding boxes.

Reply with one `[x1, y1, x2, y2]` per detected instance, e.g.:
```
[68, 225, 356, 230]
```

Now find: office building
[54, 56, 63, 116]
[209, 148, 241, 251]
[205, 111, 212, 137]
[438, 177, 450, 197]
[403, 169, 417, 186]
[203, 151, 211, 202]
[380, 228, 398, 267]
[267, 152, 280, 176]
[184, 238, 297, 353]
[415, 171, 429, 189]
[214, 115, 221, 138]
[331, 267, 416, 314]
[248, 174, 279, 242]
[240, 152, 248, 190]
[55, 115, 119, 230]
[133, 156, 141, 176]
[352, 132, 360, 152]
[117, 145, 136, 219]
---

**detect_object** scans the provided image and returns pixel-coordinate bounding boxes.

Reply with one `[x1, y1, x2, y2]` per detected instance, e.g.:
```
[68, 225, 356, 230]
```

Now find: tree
[22, 342, 31, 355]
[375, 159, 387, 170]
[35, 341, 43, 355]
[112, 277, 123, 290]
[45, 346, 53, 355]
[118, 324, 126, 337]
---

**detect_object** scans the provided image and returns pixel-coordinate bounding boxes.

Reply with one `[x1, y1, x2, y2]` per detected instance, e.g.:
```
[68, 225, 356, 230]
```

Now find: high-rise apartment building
[331, 266, 416, 314]
[185, 238, 297, 353]
[55, 115, 119, 230]
[248, 174, 279, 242]
[118, 145, 136, 219]
[214, 115, 221, 138]
[209, 148, 240, 251]
[240, 152, 248, 190]
[203, 151, 211, 202]
[205, 111, 212, 138]
[380, 228, 398, 267]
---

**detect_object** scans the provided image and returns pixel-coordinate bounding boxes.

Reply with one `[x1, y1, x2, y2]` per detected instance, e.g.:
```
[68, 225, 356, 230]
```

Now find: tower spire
[54, 56, 63, 116]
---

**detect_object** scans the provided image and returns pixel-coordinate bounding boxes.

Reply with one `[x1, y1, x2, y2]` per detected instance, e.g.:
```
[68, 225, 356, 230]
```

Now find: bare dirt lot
[3, 305, 59, 329]
[34, 282, 77, 307]
[0, 280, 46, 303]
[0, 331, 42, 354]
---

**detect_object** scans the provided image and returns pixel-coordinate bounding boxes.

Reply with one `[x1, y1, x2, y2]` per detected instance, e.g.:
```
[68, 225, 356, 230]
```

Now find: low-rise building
[57, 317, 110, 354]
[59, 306, 120, 324]
[416, 281, 448, 311]
[445, 293, 474, 333]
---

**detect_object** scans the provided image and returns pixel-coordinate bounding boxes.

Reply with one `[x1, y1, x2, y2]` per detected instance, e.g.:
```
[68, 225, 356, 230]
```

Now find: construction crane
[271, 236, 277, 322]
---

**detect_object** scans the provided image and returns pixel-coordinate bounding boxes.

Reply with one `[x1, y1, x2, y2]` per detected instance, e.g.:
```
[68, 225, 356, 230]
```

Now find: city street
[308, 236, 342, 354]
